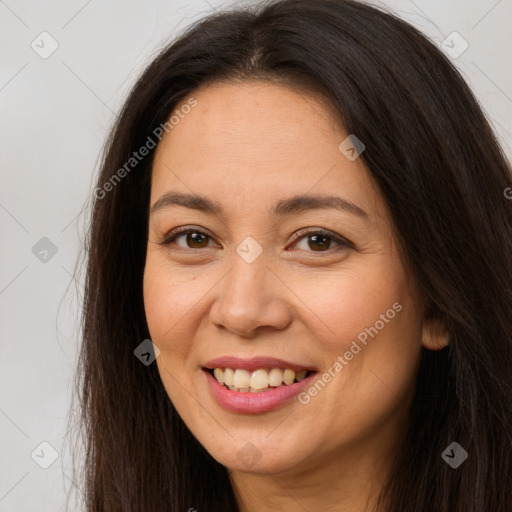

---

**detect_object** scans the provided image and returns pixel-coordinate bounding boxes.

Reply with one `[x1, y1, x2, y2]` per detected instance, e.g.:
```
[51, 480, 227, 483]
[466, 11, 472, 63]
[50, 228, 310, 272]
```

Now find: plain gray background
[1, 0, 511, 510]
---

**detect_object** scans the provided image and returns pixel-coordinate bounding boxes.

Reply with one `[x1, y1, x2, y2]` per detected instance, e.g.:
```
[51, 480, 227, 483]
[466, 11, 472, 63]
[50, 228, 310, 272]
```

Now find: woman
[72, 0, 512, 510]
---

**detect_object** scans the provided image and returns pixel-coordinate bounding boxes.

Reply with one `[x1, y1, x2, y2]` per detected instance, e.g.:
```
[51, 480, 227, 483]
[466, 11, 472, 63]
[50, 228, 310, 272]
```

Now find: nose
[208, 250, 292, 338]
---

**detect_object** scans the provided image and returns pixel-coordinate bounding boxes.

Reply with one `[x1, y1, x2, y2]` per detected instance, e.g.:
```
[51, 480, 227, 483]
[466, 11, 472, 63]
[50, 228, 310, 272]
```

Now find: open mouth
[204, 367, 317, 393]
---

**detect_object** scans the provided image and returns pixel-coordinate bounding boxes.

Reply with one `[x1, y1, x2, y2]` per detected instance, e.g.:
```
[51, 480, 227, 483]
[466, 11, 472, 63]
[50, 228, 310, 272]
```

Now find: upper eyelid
[160, 226, 352, 249]
[291, 227, 350, 244]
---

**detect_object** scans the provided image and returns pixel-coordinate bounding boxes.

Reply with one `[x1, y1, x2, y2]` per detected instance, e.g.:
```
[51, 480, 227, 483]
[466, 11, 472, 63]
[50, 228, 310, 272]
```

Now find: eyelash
[157, 226, 353, 254]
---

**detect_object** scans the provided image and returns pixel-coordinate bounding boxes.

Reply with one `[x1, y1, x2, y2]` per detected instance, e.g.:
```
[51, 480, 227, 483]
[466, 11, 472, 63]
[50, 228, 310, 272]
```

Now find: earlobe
[421, 309, 450, 351]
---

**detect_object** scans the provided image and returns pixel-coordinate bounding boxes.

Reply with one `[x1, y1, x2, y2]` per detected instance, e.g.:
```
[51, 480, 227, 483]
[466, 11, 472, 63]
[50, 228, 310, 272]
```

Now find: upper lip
[203, 356, 318, 373]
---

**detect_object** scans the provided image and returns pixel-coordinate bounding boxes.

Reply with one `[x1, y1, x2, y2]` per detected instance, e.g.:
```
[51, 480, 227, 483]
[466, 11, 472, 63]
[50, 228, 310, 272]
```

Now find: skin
[143, 80, 448, 512]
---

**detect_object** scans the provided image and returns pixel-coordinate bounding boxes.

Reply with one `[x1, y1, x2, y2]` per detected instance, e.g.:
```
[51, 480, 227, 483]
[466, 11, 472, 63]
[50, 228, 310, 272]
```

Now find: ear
[421, 306, 449, 351]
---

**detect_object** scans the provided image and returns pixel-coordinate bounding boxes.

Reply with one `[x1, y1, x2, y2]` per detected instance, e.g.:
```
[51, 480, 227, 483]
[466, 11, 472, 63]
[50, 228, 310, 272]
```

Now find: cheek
[142, 253, 220, 388]
[143, 254, 202, 340]
[143, 260, 193, 379]
[142, 260, 201, 412]
[296, 258, 411, 353]
[143, 272, 176, 340]
[294, 257, 423, 411]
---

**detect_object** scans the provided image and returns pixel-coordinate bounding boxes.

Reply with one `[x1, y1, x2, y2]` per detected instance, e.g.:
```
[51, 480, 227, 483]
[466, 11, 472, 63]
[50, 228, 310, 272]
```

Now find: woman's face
[143, 81, 428, 478]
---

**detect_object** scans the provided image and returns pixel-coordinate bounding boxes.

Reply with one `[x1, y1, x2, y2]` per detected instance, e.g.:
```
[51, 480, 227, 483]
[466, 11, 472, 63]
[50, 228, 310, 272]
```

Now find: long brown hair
[69, 0, 512, 510]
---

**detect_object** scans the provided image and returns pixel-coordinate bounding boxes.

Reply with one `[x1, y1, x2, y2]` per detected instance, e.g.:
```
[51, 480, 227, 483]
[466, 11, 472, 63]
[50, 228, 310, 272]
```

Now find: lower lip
[203, 369, 316, 414]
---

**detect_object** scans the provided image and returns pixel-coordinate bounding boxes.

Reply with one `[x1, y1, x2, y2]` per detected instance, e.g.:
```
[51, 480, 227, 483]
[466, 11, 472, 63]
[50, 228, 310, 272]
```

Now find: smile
[209, 367, 310, 392]
[202, 356, 318, 414]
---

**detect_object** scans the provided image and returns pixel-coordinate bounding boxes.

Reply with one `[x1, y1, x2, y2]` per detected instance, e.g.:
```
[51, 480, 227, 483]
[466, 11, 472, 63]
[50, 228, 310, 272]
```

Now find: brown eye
[289, 228, 352, 253]
[159, 228, 215, 249]
[182, 232, 210, 248]
[308, 234, 332, 251]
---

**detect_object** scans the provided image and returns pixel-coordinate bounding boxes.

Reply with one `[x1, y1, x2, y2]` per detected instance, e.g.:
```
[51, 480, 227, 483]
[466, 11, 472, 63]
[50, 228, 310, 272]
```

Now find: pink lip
[203, 356, 317, 373]
[202, 368, 317, 414]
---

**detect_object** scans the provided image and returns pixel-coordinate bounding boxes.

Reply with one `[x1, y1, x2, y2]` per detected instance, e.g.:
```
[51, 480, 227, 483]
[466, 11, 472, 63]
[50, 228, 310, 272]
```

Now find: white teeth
[223, 368, 234, 386]
[211, 367, 311, 391]
[250, 369, 269, 389]
[282, 369, 295, 385]
[213, 368, 224, 384]
[268, 368, 283, 386]
[233, 369, 251, 388]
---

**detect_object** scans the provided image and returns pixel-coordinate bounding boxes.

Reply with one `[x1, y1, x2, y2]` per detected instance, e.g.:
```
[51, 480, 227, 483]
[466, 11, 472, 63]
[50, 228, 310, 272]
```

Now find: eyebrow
[150, 192, 369, 219]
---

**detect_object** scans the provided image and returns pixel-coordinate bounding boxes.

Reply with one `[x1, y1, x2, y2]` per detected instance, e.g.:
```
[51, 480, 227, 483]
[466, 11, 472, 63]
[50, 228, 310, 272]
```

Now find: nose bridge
[210, 243, 291, 336]
[222, 246, 272, 316]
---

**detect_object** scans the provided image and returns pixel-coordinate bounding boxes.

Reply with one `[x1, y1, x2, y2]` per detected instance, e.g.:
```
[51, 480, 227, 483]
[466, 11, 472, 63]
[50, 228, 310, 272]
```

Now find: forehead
[150, 81, 384, 223]
[155, 80, 341, 160]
